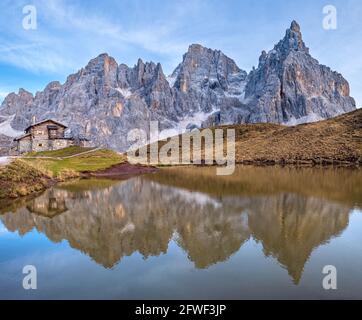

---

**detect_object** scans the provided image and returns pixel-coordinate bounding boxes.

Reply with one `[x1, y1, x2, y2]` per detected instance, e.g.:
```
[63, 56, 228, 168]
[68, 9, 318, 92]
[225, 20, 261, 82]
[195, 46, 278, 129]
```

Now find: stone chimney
[32, 115, 36, 124]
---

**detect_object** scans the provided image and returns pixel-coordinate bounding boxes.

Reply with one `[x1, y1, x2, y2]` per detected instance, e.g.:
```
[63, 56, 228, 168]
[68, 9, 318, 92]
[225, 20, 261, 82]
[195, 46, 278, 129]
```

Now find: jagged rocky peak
[0, 88, 35, 130]
[135, 59, 163, 88]
[61, 52, 120, 102]
[241, 20, 356, 125]
[0, 88, 34, 115]
[117, 58, 169, 92]
[11, 88, 34, 101]
[257, 21, 308, 68]
[279, 20, 309, 54]
[117, 63, 130, 89]
[18, 88, 33, 97]
[44, 81, 62, 91]
[84, 53, 118, 75]
[173, 43, 247, 93]
[133, 58, 152, 85]
[61, 53, 119, 93]
[33, 81, 62, 109]
[37, 81, 62, 98]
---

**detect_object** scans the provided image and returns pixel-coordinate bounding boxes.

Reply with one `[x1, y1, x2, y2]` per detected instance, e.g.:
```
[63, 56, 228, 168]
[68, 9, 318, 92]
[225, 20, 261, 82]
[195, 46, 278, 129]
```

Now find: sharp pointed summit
[232, 20, 355, 125]
[290, 20, 301, 32]
[274, 20, 309, 56]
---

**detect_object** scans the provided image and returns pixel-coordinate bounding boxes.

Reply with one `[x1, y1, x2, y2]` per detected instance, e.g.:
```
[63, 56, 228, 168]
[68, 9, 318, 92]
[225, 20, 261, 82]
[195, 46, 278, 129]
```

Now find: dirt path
[61, 147, 101, 159]
[85, 162, 158, 178]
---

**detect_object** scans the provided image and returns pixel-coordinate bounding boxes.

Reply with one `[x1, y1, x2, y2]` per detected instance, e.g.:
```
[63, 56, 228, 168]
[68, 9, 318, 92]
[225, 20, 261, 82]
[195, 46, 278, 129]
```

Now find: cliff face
[239, 21, 356, 125]
[172, 44, 247, 112]
[0, 21, 356, 152]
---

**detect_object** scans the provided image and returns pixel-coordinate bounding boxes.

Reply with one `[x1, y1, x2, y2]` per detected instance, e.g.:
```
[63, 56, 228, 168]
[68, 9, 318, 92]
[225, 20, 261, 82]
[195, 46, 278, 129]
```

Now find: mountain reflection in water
[0, 166, 361, 285]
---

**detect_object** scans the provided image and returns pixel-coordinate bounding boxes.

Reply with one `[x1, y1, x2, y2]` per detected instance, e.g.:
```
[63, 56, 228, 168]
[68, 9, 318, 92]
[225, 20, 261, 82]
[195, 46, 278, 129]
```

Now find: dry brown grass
[231, 109, 362, 164]
[0, 160, 54, 199]
[141, 109, 362, 165]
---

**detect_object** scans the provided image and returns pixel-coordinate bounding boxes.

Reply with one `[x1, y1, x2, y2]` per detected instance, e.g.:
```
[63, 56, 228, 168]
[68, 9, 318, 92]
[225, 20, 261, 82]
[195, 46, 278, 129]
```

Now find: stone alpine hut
[14, 118, 90, 154]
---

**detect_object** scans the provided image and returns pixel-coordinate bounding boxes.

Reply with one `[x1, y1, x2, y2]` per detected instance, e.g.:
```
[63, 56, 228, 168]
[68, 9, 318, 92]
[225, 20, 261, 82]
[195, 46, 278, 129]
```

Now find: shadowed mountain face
[0, 21, 356, 153]
[0, 166, 359, 283]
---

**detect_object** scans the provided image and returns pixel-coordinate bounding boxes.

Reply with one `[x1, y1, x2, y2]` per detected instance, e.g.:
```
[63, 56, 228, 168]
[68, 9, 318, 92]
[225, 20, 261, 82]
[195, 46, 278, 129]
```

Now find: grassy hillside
[231, 109, 362, 164]
[0, 147, 126, 201]
[23, 148, 126, 178]
[146, 109, 362, 165]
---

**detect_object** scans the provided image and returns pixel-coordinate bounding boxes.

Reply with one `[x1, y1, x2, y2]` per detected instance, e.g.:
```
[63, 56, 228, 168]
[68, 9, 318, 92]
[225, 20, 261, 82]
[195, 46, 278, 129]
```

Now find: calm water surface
[0, 166, 361, 299]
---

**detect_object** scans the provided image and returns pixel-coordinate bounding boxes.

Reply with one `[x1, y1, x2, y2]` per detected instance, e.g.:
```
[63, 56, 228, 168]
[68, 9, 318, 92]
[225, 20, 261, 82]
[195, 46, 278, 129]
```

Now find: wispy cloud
[0, 0, 219, 74]
[0, 42, 74, 73]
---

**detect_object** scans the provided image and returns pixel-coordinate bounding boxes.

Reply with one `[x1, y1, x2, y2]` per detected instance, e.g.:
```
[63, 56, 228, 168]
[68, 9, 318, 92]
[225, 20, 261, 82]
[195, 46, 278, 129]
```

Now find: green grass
[23, 148, 125, 177]
[0, 147, 126, 200]
[26, 146, 95, 158]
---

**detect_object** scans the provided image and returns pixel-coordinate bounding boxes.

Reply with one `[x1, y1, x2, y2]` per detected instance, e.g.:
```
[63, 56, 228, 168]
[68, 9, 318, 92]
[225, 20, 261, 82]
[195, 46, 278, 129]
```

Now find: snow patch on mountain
[115, 87, 132, 99]
[0, 115, 23, 138]
[286, 113, 325, 126]
[166, 75, 177, 88]
[156, 109, 217, 142]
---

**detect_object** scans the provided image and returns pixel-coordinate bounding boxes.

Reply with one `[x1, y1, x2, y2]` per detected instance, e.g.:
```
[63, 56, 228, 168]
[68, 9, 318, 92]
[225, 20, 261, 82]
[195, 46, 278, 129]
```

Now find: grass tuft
[0, 160, 53, 199]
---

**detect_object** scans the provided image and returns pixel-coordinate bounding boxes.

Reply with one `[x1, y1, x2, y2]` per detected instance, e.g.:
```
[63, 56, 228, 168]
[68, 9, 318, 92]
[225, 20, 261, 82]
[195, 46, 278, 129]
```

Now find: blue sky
[0, 0, 362, 106]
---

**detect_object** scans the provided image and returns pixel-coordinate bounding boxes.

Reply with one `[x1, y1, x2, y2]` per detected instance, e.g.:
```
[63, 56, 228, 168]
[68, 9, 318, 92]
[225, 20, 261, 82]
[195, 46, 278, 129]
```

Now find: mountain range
[0, 21, 356, 153]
